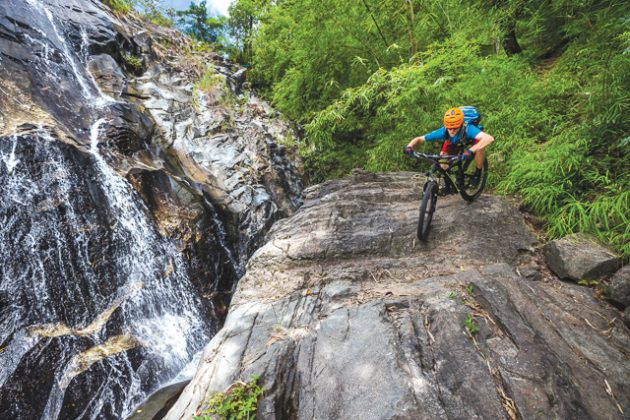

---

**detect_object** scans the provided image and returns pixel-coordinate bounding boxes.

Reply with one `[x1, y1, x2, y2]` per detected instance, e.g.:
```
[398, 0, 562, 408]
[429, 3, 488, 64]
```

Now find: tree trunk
[502, 20, 522, 55]
[405, 0, 418, 56]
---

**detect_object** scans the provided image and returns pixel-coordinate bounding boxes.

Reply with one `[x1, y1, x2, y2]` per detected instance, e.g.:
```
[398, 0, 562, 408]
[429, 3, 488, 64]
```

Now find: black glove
[404, 146, 414, 157]
[458, 148, 475, 161]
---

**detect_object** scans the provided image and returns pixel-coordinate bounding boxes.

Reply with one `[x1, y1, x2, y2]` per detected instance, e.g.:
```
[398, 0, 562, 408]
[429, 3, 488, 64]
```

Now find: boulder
[543, 233, 619, 281]
[606, 265, 630, 309]
[624, 307, 630, 328]
[167, 173, 630, 420]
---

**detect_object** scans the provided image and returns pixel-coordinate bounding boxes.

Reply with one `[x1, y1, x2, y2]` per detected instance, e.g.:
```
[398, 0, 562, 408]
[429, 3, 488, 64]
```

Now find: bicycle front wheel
[417, 181, 438, 241]
[458, 158, 488, 202]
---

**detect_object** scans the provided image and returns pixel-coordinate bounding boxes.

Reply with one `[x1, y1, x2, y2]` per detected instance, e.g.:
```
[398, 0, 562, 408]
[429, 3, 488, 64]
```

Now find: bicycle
[408, 151, 488, 241]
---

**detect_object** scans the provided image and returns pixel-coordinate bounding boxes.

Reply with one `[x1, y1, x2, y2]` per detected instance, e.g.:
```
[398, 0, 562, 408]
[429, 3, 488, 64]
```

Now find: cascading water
[203, 198, 245, 279]
[0, 126, 218, 419]
[0, 1, 231, 418]
[25, 0, 95, 100]
[0, 136, 19, 174]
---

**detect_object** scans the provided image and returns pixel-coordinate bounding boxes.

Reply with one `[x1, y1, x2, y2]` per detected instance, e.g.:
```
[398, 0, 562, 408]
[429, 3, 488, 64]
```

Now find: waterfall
[26, 0, 95, 100]
[0, 126, 216, 418]
[1, 136, 19, 174]
[203, 197, 245, 279]
[0, 1, 223, 417]
[0, 0, 302, 417]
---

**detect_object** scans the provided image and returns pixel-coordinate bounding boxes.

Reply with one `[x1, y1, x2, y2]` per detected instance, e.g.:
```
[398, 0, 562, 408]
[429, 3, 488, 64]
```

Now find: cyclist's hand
[403, 146, 414, 157]
[459, 148, 475, 161]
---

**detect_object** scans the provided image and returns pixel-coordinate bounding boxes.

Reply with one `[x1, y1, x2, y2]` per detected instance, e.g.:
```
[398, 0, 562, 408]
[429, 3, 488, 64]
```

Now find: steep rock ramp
[167, 171, 630, 420]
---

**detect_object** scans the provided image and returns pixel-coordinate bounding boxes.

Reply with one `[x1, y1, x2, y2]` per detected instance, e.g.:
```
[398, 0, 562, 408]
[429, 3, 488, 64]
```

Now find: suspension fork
[423, 164, 440, 191]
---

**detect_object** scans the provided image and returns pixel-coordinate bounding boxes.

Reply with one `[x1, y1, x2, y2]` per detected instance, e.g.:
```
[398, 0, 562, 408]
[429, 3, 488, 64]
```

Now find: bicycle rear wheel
[417, 181, 438, 241]
[458, 158, 488, 202]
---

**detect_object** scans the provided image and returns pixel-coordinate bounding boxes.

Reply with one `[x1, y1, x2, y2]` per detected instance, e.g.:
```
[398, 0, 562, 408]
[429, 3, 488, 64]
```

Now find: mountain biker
[404, 107, 494, 189]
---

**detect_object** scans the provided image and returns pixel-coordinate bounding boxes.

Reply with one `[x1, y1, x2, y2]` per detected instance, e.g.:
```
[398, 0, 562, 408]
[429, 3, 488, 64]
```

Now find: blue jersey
[423, 124, 481, 145]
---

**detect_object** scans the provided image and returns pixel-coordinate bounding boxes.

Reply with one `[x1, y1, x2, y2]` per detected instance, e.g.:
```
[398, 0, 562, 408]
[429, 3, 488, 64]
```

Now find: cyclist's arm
[469, 131, 494, 153]
[408, 127, 444, 148]
[407, 136, 426, 148]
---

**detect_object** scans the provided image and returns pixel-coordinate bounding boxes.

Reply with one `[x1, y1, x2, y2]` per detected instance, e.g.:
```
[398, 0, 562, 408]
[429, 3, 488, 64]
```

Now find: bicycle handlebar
[410, 151, 460, 163]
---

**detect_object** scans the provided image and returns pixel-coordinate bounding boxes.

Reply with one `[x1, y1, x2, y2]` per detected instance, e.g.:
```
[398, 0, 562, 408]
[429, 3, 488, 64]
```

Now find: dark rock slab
[544, 233, 620, 281]
[127, 381, 189, 420]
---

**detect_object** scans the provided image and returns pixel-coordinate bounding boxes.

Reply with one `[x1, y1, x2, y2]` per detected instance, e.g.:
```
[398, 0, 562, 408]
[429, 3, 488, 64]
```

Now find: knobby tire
[458, 158, 488, 202]
[417, 181, 438, 241]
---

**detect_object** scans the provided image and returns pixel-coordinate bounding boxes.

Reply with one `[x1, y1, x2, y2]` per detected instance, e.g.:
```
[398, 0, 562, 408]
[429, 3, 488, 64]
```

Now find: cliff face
[0, 1, 301, 419]
[168, 172, 630, 420]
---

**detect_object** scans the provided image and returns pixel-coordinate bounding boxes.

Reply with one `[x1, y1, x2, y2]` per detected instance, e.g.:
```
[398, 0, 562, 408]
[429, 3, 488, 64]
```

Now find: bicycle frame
[412, 152, 462, 192]
[410, 150, 488, 240]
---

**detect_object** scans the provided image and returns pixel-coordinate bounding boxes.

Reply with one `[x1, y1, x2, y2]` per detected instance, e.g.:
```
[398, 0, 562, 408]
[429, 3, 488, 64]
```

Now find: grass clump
[465, 283, 475, 296]
[100, 0, 132, 14]
[197, 71, 225, 93]
[122, 53, 143, 71]
[194, 376, 263, 420]
[195, 68, 234, 108]
[278, 132, 297, 148]
[464, 314, 480, 336]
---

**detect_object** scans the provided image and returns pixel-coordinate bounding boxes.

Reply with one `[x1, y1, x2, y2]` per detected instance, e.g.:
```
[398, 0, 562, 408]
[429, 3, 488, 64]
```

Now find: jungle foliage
[227, 0, 630, 256]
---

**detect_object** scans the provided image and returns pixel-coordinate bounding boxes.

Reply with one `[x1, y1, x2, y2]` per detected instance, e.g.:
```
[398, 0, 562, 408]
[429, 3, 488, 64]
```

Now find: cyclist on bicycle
[404, 107, 494, 189]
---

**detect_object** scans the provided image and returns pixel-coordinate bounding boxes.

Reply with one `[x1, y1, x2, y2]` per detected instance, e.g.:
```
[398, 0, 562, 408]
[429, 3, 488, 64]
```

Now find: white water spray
[81, 29, 118, 106]
[1, 136, 20, 173]
[28, 0, 95, 99]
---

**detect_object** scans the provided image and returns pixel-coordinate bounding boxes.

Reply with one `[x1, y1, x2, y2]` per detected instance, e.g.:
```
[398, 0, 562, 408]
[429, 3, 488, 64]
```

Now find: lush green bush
[121, 53, 142, 70]
[194, 376, 263, 420]
[305, 36, 544, 179]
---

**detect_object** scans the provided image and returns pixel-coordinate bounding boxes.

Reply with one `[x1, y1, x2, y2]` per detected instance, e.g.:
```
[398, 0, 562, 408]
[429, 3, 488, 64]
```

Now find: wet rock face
[168, 172, 630, 420]
[132, 57, 304, 263]
[0, 129, 220, 420]
[87, 54, 126, 98]
[0, 1, 302, 419]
